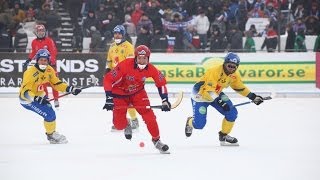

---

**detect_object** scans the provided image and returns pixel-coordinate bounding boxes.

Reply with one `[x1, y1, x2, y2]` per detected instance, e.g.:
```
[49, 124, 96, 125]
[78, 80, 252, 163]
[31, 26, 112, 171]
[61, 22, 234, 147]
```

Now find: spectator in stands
[285, 23, 296, 52]
[293, 17, 306, 33]
[249, 24, 259, 37]
[131, 3, 144, 26]
[228, 25, 243, 52]
[150, 27, 168, 52]
[38, 3, 61, 35]
[135, 25, 151, 48]
[95, 3, 108, 30]
[14, 24, 27, 52]
[136, 13, 153, 35]
[182, 24, 196, 51]
[113, 2, 125, 23]
[124, 4, 133, 18]
[72, 24, 83, 53]
[244, 30, 256, 52]
[194, 9, 210, 50]
[123, 14, 136, 37]
[265, 0, 279, 10]
[305, 15, 320, 35]
[293, 3, 305, 19]
[82, 10, 99, 37]
[305, 2, 320, 20]
[209, 25, 226, 52]
[12, 2, 25, 28]
[261, 25, 278, 52]
[89, 26, 102, 52]
[0, 22, 12, 52]
[236, 0, 248, 32]
[211, 13, 227, 37]
[0, 0, 9, 13]
[248, 3, 266, 18]
[145, 0, 162, 31]
[294, 28, 307, 52]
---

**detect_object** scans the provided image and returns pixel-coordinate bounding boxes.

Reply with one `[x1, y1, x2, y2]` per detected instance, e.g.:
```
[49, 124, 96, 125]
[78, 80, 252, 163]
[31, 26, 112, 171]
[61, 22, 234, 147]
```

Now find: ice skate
[185, 117, 193, 137]
[124, 122, 132, 140]
[110, 125, 120, 132]
[219, 131, 239, 146]
[152, 139, 170, 154]
[54, 100, 59, 109]
[131, 118, 139, 130]
[111, 118, 139, 132]
[46, 132, 68, 144]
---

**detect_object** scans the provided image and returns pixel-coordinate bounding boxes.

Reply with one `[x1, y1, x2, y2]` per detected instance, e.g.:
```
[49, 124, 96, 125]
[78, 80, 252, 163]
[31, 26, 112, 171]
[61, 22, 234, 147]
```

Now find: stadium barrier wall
[0, 52, 318, 97]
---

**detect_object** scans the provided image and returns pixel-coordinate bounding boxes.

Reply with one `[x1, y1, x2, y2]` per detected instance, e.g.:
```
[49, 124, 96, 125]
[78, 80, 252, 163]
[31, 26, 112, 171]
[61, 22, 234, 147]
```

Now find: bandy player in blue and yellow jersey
[19, 49, 82, 144]
[185, 52, 264, 146]
[105, 25, 139, 131]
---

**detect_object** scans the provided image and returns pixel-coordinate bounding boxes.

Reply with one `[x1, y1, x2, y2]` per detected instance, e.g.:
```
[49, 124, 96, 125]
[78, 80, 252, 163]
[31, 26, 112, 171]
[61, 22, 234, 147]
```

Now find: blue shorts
[191, 95, 238, 129]
[21, 101, 56, 121]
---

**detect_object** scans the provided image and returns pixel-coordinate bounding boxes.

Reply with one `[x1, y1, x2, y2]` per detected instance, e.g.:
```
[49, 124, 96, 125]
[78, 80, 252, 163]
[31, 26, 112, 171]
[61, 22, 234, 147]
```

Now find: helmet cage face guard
[34, 25, 46, 38]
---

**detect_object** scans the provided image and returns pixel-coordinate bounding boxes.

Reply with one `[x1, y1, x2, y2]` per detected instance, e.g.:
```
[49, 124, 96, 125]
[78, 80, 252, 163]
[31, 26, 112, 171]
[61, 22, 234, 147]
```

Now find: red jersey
[104, 58, 167, 96]
[28, 37, 57, 65]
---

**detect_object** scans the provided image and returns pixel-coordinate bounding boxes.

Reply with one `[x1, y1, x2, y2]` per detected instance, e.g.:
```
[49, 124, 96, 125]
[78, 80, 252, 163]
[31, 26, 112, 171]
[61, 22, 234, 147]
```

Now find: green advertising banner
[151, 58, 315, 84]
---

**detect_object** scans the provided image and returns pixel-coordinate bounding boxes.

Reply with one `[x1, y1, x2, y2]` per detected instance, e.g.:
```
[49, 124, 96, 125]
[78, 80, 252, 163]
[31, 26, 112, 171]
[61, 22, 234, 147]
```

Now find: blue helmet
[113, 25, 126, 36]
[36, 49, 50, 62]
[224, 52, 240, 66]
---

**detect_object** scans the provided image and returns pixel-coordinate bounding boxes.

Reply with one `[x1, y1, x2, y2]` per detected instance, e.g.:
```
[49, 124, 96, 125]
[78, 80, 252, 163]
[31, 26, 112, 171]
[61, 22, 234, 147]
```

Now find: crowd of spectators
[1, 0, 320, 52]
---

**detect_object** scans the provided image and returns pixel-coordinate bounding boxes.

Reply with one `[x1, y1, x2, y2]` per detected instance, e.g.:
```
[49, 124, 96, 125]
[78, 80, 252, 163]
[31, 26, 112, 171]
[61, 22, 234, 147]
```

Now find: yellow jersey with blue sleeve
[193, 63, 251, 102]
[19, 65, 68, 104]
[106, 41, 134, 69]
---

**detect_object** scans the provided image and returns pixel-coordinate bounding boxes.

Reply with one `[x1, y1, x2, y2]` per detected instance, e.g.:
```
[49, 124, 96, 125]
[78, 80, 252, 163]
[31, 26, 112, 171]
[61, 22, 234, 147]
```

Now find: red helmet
[135, 45, 151, 58]
[34, 24, 46, 38]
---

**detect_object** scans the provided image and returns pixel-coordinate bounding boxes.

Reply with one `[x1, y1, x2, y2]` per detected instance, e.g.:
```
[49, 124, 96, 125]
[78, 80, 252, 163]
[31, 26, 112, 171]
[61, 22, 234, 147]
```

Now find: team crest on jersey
[111, 70, 117, 77]
[158, 72, 164, 81]
[43, 45, 48, 49]
[126, 76, 134, 81]
[33, 71, 39, 77]
[141, 77, 146, 81]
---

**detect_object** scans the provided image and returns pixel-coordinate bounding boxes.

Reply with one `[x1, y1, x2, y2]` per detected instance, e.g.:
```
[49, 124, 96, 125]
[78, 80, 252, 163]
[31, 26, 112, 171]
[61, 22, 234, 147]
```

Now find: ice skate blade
[220, 141, 239, 146]
[110, 129, 139, 133]
[159, 151, 170, 154]
[49, 140, 68, 144]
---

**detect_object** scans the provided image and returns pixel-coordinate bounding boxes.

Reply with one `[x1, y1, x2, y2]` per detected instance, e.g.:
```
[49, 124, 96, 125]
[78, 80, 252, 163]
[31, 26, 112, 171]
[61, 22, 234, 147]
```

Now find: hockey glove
[66, 86, 82, 95]
[103, 91, 114, 111]
[34, 96, 49, 105]
[248, 93, 264, 105]
[161, 98, 171, 112]
[217, 97, 230, 111]
[23, 59, 31, 68]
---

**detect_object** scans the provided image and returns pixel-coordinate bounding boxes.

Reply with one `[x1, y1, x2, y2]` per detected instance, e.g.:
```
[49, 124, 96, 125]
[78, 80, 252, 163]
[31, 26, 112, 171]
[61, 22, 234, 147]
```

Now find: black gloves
[34, 96, 49, 105]
[217, 97, 230, 111]
[66, 86, 82, 95]
[161, 98, 171, 111]
[248, 93, 264, 105]
[103, 91, 114, 111]
[23, 59, 31, 68]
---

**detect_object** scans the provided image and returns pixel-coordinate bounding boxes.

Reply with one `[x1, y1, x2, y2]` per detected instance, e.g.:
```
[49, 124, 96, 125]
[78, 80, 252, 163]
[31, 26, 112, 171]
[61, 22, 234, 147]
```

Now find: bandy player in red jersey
[103, 45, 171, 154]
[23, 24, 60, 108]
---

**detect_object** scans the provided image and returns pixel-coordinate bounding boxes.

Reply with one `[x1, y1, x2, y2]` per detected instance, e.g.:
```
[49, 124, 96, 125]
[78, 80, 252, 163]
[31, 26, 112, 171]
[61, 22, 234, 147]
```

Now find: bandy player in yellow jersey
[185, 52, 264, 146]
[19, 49, 82, 144]
[105, 25, 139, 131]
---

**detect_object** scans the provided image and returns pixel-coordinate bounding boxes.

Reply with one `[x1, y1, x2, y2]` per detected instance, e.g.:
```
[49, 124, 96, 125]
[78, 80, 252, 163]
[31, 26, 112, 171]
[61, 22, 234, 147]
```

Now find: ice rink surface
[1, 95, 320, 180]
